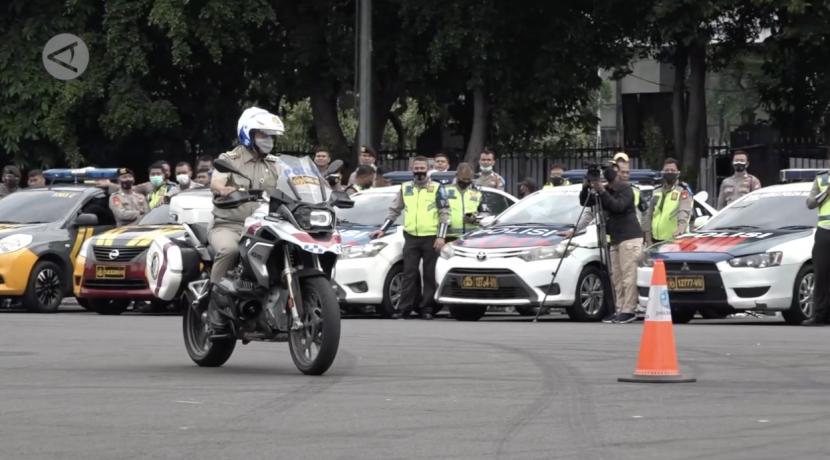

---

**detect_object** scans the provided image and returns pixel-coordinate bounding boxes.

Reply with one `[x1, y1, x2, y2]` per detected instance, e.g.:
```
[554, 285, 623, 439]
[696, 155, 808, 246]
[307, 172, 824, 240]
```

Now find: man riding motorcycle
[208, 107, 285, 337]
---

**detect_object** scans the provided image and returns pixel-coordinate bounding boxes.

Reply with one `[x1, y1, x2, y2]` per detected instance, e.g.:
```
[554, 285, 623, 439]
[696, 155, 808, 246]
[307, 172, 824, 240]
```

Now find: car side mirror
[76, 213, 99, 226]
[693, 216, 710, 230]
[479, 215, 495, 227]
[330, 190, 354, 209]
[694, 191, 709, 204]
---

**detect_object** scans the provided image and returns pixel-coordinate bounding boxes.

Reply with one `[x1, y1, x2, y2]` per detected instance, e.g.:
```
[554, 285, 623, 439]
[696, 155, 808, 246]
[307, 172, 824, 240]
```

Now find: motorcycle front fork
[282, 248, 304, 330]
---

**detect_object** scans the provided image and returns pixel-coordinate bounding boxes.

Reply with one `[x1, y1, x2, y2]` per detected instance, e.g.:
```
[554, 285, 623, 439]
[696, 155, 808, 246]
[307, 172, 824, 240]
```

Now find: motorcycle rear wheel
[289, 276, 341, 375]
[182, 289, 235, 367]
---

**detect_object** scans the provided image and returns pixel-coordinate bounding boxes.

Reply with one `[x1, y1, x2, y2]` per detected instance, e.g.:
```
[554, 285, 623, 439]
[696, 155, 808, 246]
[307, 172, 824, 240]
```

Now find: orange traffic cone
[618, 259, 696, 383]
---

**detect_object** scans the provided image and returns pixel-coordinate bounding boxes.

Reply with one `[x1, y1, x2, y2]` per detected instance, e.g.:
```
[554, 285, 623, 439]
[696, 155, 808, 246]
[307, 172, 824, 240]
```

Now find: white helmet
[237, 107, 285, 148]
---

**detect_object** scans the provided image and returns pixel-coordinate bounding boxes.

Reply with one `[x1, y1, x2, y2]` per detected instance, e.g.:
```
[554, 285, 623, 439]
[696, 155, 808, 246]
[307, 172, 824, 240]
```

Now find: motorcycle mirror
[330, 190, 354, 209]
[326, 159, 344, 176]
[213, 158, 250, 180]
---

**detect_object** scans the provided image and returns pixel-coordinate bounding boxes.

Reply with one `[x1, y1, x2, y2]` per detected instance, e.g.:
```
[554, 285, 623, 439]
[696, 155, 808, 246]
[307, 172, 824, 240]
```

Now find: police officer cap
[613, 152, 629, 163]
[117, 167, 134, 177]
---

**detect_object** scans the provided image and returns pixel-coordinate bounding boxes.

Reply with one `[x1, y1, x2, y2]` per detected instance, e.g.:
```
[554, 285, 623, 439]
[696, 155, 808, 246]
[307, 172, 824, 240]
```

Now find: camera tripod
[534, 186, 617, 322]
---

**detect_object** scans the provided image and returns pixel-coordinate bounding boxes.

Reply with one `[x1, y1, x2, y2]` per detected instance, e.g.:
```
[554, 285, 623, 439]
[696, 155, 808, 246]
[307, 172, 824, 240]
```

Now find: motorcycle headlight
[440, 244, 455, 260]
[0, 234, 33, 254]
[728, 252, 783, 268]
[340, 241, 387, 259]
[296, 207, 334, 230]
[519, 242, 573, 262]
[639, 253, 655, 268]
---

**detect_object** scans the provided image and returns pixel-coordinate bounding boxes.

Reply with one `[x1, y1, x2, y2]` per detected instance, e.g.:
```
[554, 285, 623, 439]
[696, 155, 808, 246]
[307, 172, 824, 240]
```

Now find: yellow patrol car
[0, 185, 116, 312]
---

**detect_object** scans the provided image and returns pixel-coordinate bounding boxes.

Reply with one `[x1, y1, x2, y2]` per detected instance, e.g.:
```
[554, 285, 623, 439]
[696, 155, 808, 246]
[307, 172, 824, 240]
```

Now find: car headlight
[79, 239, 92, 259]
[519, 242, 574, 262]
[728, 252, 783, 268]
[440, 244, 455, 260]
[0, 234, 33, 254]
[639, 253, 655, 268]
[340, 241, 387, 259]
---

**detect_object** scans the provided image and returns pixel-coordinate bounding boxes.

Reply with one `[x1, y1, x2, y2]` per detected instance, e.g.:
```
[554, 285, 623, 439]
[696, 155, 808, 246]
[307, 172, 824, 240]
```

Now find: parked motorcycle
[178, 156, 352, 375]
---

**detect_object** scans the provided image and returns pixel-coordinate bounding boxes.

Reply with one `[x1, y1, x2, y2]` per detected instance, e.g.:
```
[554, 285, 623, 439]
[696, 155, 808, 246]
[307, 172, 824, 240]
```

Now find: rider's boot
[207, 286, 233, 340]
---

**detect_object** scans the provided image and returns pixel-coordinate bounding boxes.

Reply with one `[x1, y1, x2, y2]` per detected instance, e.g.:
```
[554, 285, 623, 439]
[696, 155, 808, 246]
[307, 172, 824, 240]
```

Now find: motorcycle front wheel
[182, 289, 235, 367]
[289, 276, 341, 375]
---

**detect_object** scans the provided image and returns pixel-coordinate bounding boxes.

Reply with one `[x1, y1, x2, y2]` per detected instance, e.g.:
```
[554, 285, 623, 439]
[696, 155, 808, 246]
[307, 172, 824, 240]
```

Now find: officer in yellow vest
[345, 165, 375, 196]
[543, 164, 571, 189]
[643, 158, 693, 246]
[371, 156, 449, 320]
[447, 163, 488, 240]
[802, 171, 830, 326]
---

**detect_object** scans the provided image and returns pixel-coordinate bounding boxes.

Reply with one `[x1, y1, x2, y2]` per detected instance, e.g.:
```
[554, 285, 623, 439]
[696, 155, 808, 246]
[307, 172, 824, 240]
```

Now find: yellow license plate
[668, 275, 705, 292]
[461, 275, 499, 290]
[95, 265, 126, 280]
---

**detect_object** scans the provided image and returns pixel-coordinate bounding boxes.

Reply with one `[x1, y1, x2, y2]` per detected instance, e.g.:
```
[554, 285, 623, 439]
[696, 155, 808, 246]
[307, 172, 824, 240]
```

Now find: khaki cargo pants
[208, 223, 243, 283]
[610, 238, 643, 314]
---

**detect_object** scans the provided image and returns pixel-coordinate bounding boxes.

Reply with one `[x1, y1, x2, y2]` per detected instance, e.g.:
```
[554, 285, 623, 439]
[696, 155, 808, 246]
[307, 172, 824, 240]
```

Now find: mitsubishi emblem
[108, 249, 120, 261]
[476, 252, 487, 261]
[681, 262, 690, 272]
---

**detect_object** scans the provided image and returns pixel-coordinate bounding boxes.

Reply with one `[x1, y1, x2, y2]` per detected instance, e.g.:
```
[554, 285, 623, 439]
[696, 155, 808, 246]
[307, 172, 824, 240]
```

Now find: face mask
[413, 171, 427, 181]
[457, 180, 472, 189]
[176, 174, 191, 186]
[479, 164, 493, 173]
[550, 177, 564, 186]
[603, 167, 617, 182]
[663, 172, 679, 184]
[149, 176, 164, 188]
[733, 162, 747, 172]
[120, 180, 134, 190]
[255, 136, 274, 154]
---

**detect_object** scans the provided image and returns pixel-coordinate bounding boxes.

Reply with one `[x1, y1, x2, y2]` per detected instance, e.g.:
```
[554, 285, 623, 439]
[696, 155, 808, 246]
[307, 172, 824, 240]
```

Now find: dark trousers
[814, 228, 830, 320]
[400, 232, 439, 315]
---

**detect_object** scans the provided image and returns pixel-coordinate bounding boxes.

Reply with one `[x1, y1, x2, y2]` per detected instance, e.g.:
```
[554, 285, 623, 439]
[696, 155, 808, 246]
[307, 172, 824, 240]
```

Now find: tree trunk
[672, 44, 688, 161]
[309, 80, 349, 162]
[388, 111, 406, 153]
[370, 83, 400, 153]
[683, 41, 707, 176]
[464, 86, 487, 164]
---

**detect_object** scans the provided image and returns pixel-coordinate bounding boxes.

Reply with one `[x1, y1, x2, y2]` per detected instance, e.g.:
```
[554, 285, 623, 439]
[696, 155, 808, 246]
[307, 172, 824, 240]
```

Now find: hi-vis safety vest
[402, 181, 440, 236]
[651, 185, 687, 241]
[447, 185, 482, 237]
[543, 178, 571, 189]
[149, 186, 167, 209]
[817, 174, 830, 230]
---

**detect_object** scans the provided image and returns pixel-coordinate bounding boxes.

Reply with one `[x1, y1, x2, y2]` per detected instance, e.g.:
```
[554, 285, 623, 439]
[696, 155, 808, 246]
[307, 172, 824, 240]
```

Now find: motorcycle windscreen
[275, 155, 329, 204]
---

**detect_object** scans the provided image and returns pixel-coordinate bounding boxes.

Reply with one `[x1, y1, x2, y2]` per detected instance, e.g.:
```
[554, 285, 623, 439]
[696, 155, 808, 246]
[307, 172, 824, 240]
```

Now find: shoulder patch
[221, 150, 241, 160]
[681, 190, 689, 199]
[264, 154, 279, 162]
[111, 195, 121, 206]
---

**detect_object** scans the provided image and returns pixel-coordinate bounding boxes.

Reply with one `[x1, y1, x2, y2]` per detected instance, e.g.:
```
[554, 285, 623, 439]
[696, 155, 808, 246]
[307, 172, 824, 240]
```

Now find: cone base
[618, 374, 696, 384]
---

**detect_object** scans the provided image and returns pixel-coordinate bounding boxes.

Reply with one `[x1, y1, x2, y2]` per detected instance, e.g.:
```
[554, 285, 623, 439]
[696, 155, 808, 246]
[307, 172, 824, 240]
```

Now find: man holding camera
[579, 162, 643, 324]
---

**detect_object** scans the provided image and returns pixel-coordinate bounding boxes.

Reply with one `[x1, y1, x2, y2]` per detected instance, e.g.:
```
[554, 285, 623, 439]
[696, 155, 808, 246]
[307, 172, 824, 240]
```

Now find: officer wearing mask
[475, 148, 505, 190]
[717, 150, 761, 210]
[0, 165, 21, 199]
[174, 161, 201, 191]
[147, 162, 175, 209]
[643, 158, 693, 246]
[803, 169, 830, 326]
[543, 164, 571, 189]
[370, 156, 449, 320]
[345, 165, 375, 196]
[109, 168, 149, 226]
[447, 163, 488, 240]
[207, 107, 284, 336]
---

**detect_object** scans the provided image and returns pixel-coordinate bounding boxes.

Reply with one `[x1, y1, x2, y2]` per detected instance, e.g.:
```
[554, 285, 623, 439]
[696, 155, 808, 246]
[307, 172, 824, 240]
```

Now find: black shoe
[421, 313, 434, 320]
[207, 293, 232, 339]
[802, 318, 825, 327]
[616, 313, 637, 324]
[602, 313, 617, 324]
[391, 313, 403, 320]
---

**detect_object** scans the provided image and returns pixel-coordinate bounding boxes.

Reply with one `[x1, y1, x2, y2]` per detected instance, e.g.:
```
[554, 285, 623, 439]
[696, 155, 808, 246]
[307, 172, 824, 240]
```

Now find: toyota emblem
[476, 251, 487, 261]
[108, 249, 120, 260]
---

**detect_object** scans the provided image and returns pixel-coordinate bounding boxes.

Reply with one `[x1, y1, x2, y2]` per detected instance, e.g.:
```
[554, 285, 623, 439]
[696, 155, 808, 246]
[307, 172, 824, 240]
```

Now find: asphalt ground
[1, 304, 828, 460]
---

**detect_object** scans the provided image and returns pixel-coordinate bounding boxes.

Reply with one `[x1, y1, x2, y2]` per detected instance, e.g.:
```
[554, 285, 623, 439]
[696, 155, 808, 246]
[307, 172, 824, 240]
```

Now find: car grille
[453, 247, 528, 259]
[84, 279, 147, 289]
[440, 269, 532, 300]
[92, 246, 147, 262]
[664, 261, 727, 304]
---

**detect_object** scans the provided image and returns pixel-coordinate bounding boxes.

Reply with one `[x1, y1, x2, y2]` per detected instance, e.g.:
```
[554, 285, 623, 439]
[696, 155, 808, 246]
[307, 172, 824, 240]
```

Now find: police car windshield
[139, 205, 173, 225]
[0, 190, 80, 224]
[496, 190, 582, 226]
[703, 191, 817, 231]
[275, 155, 328, 204]
[335, 192, 402, 226]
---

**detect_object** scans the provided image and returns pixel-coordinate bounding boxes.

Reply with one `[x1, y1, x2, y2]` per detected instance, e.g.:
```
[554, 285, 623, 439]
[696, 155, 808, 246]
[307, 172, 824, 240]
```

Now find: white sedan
[637, 182, 817, 324]
[333, 185, 517, 317]
[435, 184, 717, 321]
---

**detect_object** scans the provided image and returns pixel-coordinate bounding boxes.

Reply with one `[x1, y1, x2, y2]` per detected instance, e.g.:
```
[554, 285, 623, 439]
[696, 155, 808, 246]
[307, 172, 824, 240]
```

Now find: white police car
[435, 184, 717, 321]
[637, 182, 817, 324]
[333, 185, 517, 317]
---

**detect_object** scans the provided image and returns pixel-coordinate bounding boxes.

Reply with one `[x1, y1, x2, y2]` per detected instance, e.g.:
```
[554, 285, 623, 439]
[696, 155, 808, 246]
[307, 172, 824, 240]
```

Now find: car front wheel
[783, 264, 814, 325]
[565, 266, 607, 322]
[22, 261, 64, 313]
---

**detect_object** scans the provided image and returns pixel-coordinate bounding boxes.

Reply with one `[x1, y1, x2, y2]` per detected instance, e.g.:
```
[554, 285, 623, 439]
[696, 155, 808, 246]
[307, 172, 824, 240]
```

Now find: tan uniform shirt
[212, 146, 282, 227]
[717, 172, 761, 209]
[474, 171, 505, 190]
[109, 190, 150, 226]
[0, 184, 18, 199]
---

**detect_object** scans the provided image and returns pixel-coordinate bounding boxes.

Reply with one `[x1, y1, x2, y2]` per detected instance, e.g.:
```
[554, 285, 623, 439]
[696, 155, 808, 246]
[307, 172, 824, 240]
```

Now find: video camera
[585, 163, 603, 182]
